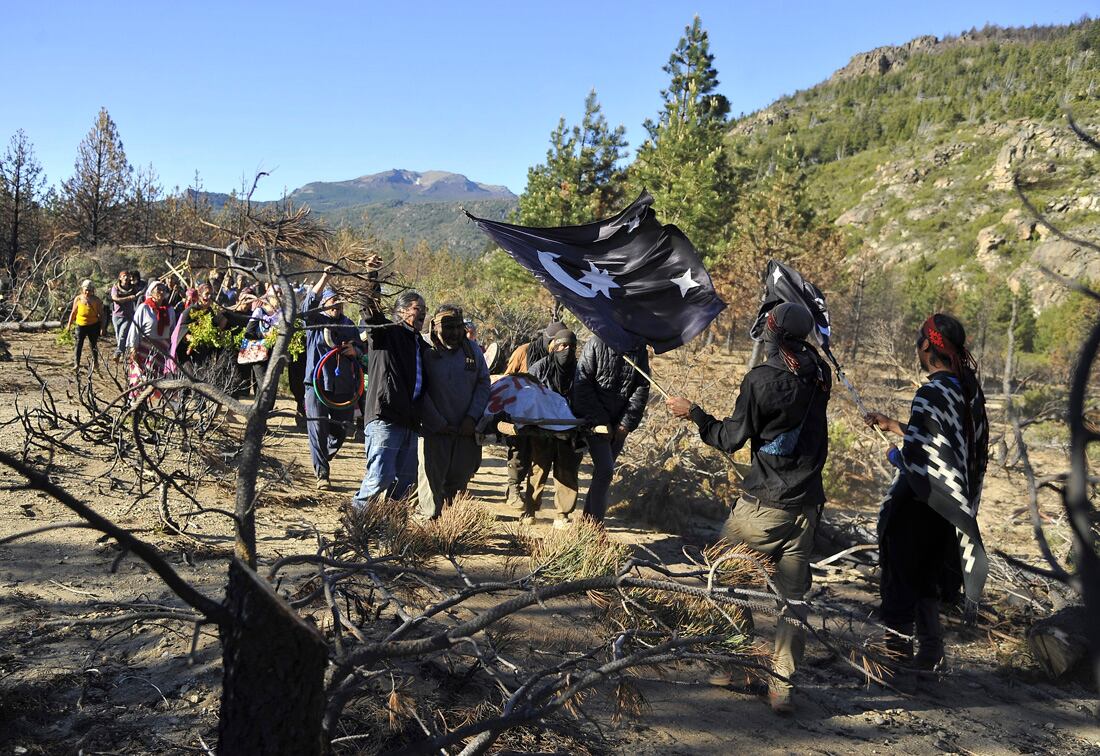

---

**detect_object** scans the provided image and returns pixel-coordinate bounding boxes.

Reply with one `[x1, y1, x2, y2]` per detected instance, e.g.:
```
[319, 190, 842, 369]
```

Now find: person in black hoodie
[522, 329, 581, 526]
[573, 334, 650, 523]
[667, 302, 831, 714]
[352, 289, 428, 506]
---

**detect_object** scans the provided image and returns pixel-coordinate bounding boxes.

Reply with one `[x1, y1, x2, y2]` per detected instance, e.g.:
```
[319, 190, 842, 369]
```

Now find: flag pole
[622, 354, 743, 481]
[823, 347, 891, 444]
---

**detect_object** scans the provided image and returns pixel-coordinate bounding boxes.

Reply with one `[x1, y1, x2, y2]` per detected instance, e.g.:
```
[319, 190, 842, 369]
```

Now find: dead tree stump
[1028, 605, 1090, 679]
[218, 558, 329, 755]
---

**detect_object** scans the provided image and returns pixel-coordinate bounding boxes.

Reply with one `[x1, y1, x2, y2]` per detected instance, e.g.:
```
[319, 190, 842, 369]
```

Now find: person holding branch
[666, 302, 831, 714]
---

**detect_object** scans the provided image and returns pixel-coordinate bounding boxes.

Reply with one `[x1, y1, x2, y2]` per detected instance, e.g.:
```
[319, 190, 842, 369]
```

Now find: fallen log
[0, 320, 62, 331]
[1027, 604, 1090, 679]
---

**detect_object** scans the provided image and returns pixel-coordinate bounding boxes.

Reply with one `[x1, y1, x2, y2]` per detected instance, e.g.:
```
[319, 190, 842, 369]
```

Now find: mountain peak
[291, 169, 515, 208]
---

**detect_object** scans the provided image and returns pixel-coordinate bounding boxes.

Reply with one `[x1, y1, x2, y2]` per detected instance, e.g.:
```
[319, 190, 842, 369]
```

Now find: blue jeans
[354, 419, 419, 505]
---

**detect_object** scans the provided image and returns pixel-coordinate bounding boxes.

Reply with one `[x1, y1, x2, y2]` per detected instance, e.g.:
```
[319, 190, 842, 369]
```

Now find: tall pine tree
[59, 108, 132, 247]
[0, 130, 47, 277]
[518, 89, 628, 226]
[644, 15, 730, 139]
[631, 16, 734, 261]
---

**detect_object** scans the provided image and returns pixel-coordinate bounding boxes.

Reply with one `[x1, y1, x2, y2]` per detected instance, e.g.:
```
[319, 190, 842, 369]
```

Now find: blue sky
[2, 1, 1092, 200]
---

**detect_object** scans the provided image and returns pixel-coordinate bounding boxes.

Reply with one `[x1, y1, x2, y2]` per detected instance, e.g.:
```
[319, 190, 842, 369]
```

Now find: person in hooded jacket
[666, 302, 831, 715]
[416, 304, 490, 519]
[302, 268, 364, 489]
[522, 329, 582, 526]
[502, 320, 567, 509]
[573, 334, 650, 523]
[352, 289, 428, 506]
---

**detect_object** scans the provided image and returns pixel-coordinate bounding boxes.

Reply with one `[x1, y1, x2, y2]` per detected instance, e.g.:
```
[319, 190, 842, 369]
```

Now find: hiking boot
[768, 687, 794, 715]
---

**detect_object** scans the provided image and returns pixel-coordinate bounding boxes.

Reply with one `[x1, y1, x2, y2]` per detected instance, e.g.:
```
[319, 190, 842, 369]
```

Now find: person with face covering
[302, 268, 364, 489]
[67, 279, 105, 370]
[865, 314, 988, 685]
[666, 302, 831, 714]
[352, 288, 429, 506]
[127, 280, 180, 395]
[416, 304, 490, 519]
[502, 320, 567, 509]
[522, 329, 582, 526]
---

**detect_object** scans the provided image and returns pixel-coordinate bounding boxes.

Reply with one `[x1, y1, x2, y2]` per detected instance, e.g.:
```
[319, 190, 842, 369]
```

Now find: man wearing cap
[352, 289, 429, 506]
[302, 267, 364, 489]
[502, 320, 566, 509]
[416, 304, 490, 518]
[666, 302, 832, 714]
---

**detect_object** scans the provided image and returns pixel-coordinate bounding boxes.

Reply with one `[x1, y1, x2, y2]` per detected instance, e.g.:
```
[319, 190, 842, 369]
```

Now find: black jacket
[362, 310, 428, 428]
[529, 354, 576, 401]
[573, 336, 650, 431]
[690, 357, 831, 508]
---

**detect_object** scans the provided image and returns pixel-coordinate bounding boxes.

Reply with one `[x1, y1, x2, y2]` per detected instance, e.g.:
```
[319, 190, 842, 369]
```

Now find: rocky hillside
[729, 19, 1100, 313]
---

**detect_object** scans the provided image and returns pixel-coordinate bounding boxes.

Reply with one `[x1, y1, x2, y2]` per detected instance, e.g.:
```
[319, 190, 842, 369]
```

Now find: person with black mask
[502, 319, 567, 509]
[666, 302, 831, 715]
[522, 329, 582, 527]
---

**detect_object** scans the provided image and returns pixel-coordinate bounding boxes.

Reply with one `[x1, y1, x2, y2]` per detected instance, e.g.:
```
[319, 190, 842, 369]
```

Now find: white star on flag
[578, 261, 620, 298]
[670, 269, 700, 297]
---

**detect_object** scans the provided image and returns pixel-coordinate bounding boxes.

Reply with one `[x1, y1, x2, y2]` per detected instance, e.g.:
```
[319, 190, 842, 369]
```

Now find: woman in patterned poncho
[865, 313, 989, 675]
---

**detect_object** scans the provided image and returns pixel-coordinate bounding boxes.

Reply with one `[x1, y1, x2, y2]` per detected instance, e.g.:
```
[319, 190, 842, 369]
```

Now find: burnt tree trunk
[1028, 605, 1090, 680]
[218, 558, 329, 755]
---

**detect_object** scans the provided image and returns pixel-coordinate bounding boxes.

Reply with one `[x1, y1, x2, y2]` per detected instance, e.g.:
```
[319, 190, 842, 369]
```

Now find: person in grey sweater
[416, 304, 491, 518]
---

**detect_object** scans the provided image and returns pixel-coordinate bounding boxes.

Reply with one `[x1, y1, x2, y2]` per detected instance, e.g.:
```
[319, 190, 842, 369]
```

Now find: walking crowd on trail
[72, 262, 990, 716]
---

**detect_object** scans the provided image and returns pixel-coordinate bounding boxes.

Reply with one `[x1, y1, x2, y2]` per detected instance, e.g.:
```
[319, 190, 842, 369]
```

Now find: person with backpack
[666, 302, 831, 714]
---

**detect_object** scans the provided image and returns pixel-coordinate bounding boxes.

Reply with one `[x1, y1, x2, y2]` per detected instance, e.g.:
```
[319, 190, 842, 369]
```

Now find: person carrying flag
[666, 302, 831, 714]
[864, 313, 988, 681]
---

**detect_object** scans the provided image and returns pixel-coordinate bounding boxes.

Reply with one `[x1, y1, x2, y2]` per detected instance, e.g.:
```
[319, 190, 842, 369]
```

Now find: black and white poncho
[883, 372, 989, 616]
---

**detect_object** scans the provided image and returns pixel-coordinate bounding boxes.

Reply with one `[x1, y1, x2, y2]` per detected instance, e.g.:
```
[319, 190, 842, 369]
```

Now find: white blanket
[483, 375, 579, 431]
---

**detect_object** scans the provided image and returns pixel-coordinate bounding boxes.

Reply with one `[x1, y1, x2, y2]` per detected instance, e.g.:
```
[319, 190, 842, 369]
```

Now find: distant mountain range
[197, 170, 518, 257]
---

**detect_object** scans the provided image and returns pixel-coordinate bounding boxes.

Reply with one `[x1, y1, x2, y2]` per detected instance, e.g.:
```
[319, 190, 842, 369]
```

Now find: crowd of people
[64, 269, 989, 715]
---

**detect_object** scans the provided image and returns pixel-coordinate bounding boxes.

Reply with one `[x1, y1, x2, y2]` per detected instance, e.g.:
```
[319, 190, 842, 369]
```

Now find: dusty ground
[0, 332, 1097, 755]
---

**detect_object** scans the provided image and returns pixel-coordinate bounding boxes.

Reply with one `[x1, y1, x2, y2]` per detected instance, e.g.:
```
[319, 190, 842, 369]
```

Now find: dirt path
[0, 332, 1097, 754]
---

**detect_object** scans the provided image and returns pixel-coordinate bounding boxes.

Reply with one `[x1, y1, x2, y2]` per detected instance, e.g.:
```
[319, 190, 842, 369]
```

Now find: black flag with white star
[466, 192, 726, 354]
[748, 260, 832, 350]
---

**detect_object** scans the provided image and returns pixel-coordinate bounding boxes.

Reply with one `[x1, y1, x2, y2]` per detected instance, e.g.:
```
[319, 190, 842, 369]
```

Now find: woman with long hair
[865, 313, 989, 682]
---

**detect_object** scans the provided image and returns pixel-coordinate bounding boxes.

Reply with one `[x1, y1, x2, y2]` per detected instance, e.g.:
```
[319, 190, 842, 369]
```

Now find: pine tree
[717, 136, 847, 325]
[630, 82, 732, 262]
[518, 89, 628, 226]
[0, 129, 47, 277]
[644, 15, 730, 139]
[59, 108, 132, 247]
[127, 163, 162, 244]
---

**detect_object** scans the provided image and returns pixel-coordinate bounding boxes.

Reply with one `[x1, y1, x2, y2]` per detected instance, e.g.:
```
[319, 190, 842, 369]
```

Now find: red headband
[921, 316, 952, 354]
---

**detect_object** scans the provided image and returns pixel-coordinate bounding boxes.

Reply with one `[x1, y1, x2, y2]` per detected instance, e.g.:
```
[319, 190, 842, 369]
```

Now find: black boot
[914, 598, 945, 672]
[882, 624, 915, 692]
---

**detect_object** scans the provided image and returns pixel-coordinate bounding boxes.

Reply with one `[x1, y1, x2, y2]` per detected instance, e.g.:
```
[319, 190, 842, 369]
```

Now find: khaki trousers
[522, 437, 581, 518]
[417, 434, 482, 519]
[720, 498, 819, 694]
